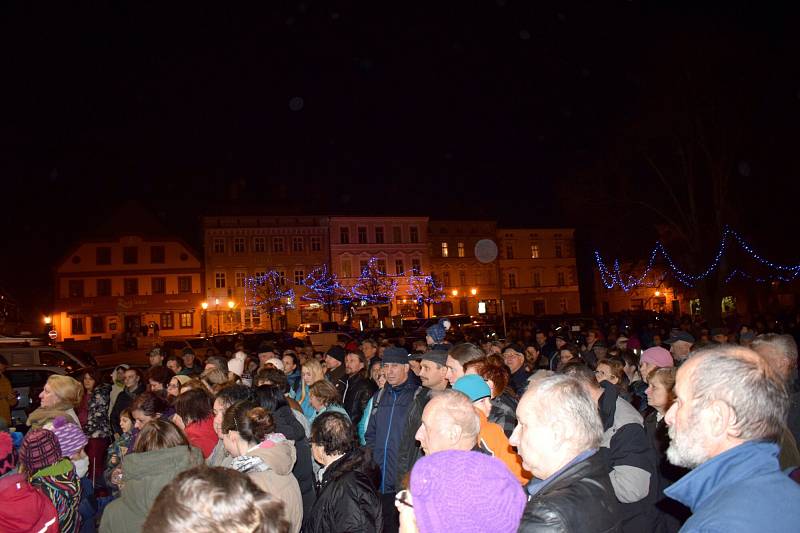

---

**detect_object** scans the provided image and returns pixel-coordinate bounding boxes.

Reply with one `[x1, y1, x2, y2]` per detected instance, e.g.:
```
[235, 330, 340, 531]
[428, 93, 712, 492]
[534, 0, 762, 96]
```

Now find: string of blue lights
[595, 227, 800, 292]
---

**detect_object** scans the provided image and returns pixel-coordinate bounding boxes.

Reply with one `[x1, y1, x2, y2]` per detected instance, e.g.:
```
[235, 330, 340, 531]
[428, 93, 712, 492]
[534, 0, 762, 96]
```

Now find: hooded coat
[233, 436, 304, 533]
[304, 447, 383, 533]
[99, 444, 204, 533]
[0, 472, 59, 533]
[273, 404, 316, 522]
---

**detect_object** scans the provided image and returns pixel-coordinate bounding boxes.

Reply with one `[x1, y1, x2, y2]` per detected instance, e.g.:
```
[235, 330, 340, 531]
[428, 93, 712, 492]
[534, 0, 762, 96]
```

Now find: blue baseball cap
[453, 374, 491, 402]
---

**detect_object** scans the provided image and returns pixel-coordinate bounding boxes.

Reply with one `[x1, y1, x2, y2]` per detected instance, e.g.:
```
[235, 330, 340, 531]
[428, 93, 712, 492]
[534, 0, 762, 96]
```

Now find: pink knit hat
[641, 346, 674, 368]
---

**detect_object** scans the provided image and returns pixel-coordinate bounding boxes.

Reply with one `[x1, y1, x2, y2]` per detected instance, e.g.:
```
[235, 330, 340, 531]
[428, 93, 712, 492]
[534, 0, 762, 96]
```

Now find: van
[0, 346, 95, 373]
[309, 332, 354, 353]
[293, 323, 322, 340]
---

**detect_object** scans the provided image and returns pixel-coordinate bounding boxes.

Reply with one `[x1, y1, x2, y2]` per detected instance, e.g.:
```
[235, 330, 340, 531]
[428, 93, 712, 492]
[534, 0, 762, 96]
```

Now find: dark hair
[253, 385, 289, 413]
[143, 466, 289, 533]
[166, 355, 184, 369]
[131, 391, 170, 418]
[205, 356, 229, 374]
[147, 366, 175, 387]
[79, 367, 104, 387]
[559, 361, 597, 387]
[282, 352, 299, 369]
[221, 401, 275, 444]
[597, 359, 628, 394]
[310, 411, 356, 456]
[255, 368, 288, 392]
[0, 354, 8, 366]
[174, 388, 214, 425]
[215, 384, 253, 409]
[448, 343, 485, 366]
[124, 367, 143, 382]
[308, 380, 340, 406]
[134, 419, 190, 453]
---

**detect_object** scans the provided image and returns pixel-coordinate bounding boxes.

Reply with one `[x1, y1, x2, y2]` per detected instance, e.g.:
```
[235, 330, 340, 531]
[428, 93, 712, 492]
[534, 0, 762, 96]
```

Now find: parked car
[5, 365, 67, 430]
[0, 334, 46, 346]
[161, 337, 220, 359]
[309, 332, 354, 353]
[0, 346, 95, 373]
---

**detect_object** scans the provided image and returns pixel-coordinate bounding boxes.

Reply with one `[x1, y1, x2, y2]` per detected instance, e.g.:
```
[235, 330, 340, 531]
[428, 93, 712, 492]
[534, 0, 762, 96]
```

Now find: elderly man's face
[670, 340, 692, 359]
[510, 393, 556, 479]
[665, 360, 710, 468]
[415, 400, 454, 455]
[503, 350, 524, 373]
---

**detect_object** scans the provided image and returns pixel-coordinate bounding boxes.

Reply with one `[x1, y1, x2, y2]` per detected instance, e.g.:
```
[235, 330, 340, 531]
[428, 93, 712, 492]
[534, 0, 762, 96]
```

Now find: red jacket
[185, 416, 218, 459]
[0, 473, 59, 533]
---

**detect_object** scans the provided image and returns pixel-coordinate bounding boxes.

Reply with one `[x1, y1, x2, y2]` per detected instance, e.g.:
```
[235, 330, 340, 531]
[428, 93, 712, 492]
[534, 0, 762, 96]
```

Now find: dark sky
[1, 1, 799, 315]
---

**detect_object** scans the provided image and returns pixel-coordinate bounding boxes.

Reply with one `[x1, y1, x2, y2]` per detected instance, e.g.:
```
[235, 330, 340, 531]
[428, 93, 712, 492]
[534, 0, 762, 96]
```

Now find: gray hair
[751, 333, 798, 374]
[429, 389, 480, 440]
[690, 344, 789, 442]
[525, 374, 603, 451]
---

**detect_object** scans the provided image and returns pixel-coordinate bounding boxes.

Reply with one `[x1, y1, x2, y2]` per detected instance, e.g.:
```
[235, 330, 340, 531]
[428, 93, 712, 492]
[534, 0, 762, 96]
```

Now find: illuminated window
[341, 260, 352, 278]
[253, 237, 266, 253]
[441, 242, 449, 257]
[235, 272, 247, 288]
[215, 272, 226, 289]
[160, 313, 174, 330]
[457, 242, 465, 257]
[531, 243, 540, 259]
[179, 312, 193, 328]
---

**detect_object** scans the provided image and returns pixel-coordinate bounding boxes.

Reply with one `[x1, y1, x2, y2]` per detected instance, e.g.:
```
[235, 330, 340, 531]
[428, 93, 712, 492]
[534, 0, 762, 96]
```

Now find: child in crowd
[105, 408, 134, 495]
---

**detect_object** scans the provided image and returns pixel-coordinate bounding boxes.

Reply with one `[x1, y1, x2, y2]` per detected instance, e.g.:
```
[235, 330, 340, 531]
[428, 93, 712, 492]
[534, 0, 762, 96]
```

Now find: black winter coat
[304, 448, 383, 533]
[272, 405, 316, 520]
[342, 373, 377, 428]
[519, 451, 622, 533]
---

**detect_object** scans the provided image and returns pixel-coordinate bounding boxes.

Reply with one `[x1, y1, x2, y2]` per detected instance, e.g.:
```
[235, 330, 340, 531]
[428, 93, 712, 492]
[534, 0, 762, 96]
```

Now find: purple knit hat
[410, 450, 526, 533]
[19, 429, 62, 473]
[51, 416, 88, 458]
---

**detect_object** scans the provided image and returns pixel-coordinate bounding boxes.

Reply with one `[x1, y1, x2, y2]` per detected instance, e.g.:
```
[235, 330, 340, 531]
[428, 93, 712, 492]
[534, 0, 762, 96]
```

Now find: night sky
[2, 1, 799, 317]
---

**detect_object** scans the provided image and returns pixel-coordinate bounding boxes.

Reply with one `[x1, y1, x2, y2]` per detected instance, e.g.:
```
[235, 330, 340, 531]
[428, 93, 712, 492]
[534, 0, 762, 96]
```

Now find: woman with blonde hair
[27, 375, 83, 429]
[298, 359, 324, 421]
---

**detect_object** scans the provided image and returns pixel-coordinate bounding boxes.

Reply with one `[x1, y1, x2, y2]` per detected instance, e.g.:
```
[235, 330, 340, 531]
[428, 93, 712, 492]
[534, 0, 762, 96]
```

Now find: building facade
[497, 228, 580, 316]
[52, 235, 205, 342]
[203, 215, 329, 331]
[329, 216, 430, 323]
[428, 220, 500, 316]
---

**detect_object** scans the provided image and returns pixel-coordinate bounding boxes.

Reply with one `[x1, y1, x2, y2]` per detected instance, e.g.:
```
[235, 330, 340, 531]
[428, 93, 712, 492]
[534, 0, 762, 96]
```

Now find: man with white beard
[664, 344, 800, 532]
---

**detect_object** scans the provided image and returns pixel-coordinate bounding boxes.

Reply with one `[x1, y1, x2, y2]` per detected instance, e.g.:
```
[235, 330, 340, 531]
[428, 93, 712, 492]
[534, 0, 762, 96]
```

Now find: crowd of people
[0, 313, 799, 532]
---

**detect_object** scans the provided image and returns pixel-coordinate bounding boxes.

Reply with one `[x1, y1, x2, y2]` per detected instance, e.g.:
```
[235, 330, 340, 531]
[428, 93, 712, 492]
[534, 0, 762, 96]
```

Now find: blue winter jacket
[665, 440, 800, 533]
[364, 378, 418, 494]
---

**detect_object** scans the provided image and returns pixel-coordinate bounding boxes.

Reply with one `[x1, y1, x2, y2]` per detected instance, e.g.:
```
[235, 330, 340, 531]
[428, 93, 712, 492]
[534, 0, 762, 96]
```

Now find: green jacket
[99, 445, 203, 533]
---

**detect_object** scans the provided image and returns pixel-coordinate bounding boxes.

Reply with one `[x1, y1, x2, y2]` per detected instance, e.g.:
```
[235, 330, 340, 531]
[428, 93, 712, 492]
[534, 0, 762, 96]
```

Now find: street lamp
[451, 289, 458, 297]
[214, 298, 221, 334]
[43, 316, 52, 325]
[227, 300, 235, 332]
[470, 288, 477, 296]
[201, 302, 208, 335]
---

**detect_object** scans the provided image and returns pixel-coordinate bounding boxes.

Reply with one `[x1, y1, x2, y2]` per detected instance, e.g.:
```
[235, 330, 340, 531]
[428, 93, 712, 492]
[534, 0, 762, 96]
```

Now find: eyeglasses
[395, 489, 413, 509]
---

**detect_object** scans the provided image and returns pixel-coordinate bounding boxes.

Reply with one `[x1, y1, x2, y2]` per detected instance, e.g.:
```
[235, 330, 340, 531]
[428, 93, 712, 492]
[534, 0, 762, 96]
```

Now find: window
[534, 300, 546, 316]
[292, 237, 304, 252]
[511, 301, 520, 314]
[150, 245, 165, 263]
[377, 260, 387, 273]
[508, 272, 517, 289]
[272, 237, 285, 253]
[393, 226, 402, 243]
[96, 279, 111, 297]
[213, 238, 225, 254]
[151, 277, 166, 294]
[531, 243, 540, 259]
[294, 270, 304, 285]
[395, 259, 405, 275]
[459, 270, 466, 285]
[505, 245, 514, 259]
[180, 312, 193, 329]
[560, 298, 568, 313]
[215, 272, 226, 289]
[254, 271, 266, 280]
[340, 227, 350, 244]
[160, 312, 174, 330]
[124, 278, 138, 296]
[409, 226, 419, 243]
[555, 243, 563, 258]
[359, 260, 369, 274]
[178, 276, 192, 293]
[253, 237, 266, 253]
[442, 271, 451, 286]
[71, 317, 85, 335]
[341, 260, 352, 278]
[235, 272, 247, 288]
[441, 242, 449, 257]
[411, 258, 421, 274]
[457, 242, 465, 257]
[357, 227, 367, 244]
[233, 238, 245, 254]
[533, 272, 541, 288]
[123, 246, 138, 264]
[96, 246, 111, 265]
[375, 227, 384, 244]
[91, 316, 105, 334]
[68, 280, 84, 298]
[557, 272, 566, 286]
[277, 271, 286, 286]
[310, 236, 322, 251]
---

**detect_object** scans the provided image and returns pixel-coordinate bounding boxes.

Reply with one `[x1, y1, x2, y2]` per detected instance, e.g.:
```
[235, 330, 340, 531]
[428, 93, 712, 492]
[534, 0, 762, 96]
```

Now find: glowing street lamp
[200, 302, 208, 335]
[451, 289, 458, 297]
[43, 315, 52, 325]
[470, 288, 478, 296]
[654, 290, 661, 297]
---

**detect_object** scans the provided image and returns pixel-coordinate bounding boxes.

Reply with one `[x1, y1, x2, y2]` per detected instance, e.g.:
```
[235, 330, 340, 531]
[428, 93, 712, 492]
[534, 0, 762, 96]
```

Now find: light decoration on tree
[595, 226, 800, 292]
[409, 272, 446, 311]
[302, 265, 346, 318]
[244, 271, 296, 313]
[351, 257, 398, 304]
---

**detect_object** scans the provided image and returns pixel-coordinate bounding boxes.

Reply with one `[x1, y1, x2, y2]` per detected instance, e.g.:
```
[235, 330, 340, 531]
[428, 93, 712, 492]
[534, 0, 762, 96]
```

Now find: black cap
[325, 345, 346, 363]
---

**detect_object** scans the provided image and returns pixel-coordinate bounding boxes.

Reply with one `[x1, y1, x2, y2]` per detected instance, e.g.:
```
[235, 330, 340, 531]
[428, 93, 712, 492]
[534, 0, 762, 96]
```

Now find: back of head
[255, 368, 288, 391]
[253, 384, 289, 413]
[174, 388, 214, 425]
[690, 344, 789, 442]
[751, 333, 799, 381]
[310, 411, 356, 456]
[215, 383, 253, 409]
[429, 389, 480, 442]
[523, 374, 603, 452]
[559, 361, 597, 388]
[131, 391, 170, 418]
[309, 379, 340, 406]
[143, 465, 289, 533]
[134, 419, 190, 453]
[221, 401, 275, 444]
[48, 375, 84, 407]
[206, 356, 229, 374]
